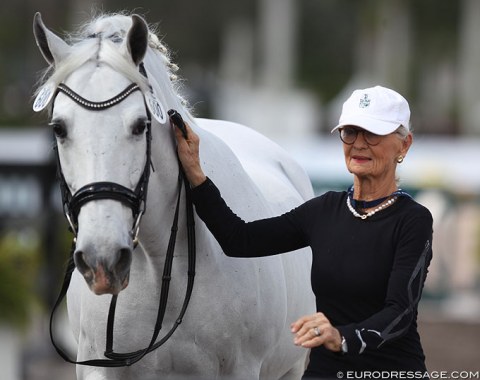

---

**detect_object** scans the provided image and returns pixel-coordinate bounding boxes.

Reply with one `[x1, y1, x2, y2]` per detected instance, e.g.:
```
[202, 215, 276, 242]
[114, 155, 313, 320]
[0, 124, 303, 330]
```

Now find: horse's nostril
[115, 248, 132, 275]
[73, 246, 131, 293]
[74, 251, 93, 280]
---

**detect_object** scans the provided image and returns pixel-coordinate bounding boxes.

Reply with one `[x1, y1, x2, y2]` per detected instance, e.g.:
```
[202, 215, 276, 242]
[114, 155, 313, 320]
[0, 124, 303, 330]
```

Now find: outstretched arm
[170, 113, 310, 258]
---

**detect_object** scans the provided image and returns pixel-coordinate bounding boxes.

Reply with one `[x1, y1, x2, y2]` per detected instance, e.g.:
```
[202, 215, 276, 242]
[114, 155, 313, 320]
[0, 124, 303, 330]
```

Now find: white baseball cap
[331, 85, 410, 135]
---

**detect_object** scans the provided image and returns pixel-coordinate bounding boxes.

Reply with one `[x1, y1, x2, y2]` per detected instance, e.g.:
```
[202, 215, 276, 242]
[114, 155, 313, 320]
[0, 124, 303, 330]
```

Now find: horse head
[33, 13, 173, 295]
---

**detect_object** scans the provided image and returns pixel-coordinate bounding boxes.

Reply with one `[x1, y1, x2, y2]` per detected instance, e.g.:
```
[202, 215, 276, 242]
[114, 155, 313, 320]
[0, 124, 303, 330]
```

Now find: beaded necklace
[346, 186, 412, 220]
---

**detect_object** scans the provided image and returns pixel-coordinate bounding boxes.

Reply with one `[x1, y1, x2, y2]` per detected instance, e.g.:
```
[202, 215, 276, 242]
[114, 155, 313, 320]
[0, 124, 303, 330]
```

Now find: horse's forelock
[84, 14, 133, 39]
[36, 38, 148, 95]
[35, 12, 189, 111]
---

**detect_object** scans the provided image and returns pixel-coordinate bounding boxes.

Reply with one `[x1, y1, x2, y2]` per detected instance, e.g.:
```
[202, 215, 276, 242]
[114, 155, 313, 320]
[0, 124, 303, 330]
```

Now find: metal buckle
[64, 207, 78, 237]
[131, 200, 145, 247]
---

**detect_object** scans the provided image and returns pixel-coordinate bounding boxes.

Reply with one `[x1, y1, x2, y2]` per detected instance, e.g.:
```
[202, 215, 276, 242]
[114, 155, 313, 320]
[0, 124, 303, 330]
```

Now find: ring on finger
[313, 327, 321, 336]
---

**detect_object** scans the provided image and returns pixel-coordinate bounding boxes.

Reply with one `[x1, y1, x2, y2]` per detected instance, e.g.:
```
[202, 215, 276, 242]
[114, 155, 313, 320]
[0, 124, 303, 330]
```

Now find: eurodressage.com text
[337, 370, 480, 379]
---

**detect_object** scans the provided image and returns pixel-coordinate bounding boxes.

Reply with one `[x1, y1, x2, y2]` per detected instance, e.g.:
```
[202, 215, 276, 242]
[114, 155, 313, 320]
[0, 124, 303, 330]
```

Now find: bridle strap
[49, 166, 196, 367]
[48, 75, 196, 366]
[70, 182, 140, 218]
[57, 83, 141, 111]
[104, 168, 196, 363]
[52, 83, 153, 238]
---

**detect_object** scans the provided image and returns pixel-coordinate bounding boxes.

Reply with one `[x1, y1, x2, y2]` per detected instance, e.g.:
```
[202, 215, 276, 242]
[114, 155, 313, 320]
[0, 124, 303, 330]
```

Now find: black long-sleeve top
[191, 178, 433, 378]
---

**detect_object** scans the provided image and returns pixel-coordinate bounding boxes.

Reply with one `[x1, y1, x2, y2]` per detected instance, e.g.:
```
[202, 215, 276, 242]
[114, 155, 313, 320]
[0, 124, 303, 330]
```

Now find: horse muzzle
[74, 246, 132, 295]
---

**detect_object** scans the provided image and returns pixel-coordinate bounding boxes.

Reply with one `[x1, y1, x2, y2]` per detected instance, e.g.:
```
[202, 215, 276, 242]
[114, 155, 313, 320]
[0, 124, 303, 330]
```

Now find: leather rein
[48, 79, 196, 367]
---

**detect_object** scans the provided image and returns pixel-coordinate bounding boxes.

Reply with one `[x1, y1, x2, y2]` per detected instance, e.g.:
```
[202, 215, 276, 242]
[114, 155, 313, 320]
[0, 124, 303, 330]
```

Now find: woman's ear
[401, 133, 413, 158]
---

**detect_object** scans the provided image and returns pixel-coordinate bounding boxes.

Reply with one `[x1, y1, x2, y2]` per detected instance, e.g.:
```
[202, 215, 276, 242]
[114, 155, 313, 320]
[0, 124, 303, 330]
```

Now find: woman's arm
[292, 210, 433, 354]
[172, 118, 310, 258]
[191, 177, 311, 257]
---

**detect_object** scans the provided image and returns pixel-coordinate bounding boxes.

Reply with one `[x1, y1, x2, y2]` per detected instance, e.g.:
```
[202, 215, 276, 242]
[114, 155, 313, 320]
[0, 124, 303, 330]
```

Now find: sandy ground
[419, 319, 480, 373]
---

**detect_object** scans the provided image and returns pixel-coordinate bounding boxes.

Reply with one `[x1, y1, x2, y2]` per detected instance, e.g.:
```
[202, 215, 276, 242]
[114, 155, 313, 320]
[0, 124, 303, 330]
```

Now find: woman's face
[341, 126, 412, 183]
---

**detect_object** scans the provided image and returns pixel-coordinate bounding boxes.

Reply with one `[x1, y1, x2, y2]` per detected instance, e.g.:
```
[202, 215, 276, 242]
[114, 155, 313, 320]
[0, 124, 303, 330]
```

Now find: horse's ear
[126, 15, 149, 66]
[33, 12, 70, 66]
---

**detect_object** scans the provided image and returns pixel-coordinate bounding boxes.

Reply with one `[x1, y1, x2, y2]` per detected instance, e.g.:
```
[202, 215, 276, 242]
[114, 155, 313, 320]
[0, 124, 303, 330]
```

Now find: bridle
[48, 76, 196, 367]
[55, 83, 151, 246]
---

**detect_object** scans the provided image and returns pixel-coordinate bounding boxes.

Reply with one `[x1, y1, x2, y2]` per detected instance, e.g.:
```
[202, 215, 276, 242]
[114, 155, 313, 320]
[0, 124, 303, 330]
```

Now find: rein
[49, 81, 196, 367]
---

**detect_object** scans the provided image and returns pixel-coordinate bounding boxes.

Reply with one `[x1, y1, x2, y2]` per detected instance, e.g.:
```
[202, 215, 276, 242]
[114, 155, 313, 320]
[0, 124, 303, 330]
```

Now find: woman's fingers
[291, 312, 341, 351]
[291, 312, 327, 333]
[171, 119, 207, 187]
[294, 320, 328, 346]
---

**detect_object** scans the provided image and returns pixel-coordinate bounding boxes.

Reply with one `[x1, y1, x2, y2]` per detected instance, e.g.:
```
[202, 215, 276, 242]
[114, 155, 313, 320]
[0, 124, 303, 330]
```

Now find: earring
[397, 155, 404, 164]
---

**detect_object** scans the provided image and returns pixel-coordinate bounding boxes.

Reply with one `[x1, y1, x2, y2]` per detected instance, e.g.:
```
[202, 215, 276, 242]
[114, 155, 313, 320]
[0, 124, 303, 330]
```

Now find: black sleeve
[337, 209, 433, 355]
[191, 177, 309, 257]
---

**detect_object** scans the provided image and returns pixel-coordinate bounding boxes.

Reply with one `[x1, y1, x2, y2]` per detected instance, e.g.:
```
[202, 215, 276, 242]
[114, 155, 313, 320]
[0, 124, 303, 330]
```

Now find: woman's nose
[353, 131, 368, 147]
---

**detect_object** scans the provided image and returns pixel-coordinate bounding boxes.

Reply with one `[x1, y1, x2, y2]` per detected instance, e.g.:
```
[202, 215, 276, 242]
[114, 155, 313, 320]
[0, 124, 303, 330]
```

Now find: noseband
[48, 79, 196, 367]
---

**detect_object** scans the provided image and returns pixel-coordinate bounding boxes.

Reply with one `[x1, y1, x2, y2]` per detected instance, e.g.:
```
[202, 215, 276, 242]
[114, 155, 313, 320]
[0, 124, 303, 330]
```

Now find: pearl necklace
[346, 195, 398, 220]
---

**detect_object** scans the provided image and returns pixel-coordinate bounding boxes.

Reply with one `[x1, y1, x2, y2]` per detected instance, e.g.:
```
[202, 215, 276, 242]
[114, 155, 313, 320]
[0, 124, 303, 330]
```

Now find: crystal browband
[57, 83, 141, 110]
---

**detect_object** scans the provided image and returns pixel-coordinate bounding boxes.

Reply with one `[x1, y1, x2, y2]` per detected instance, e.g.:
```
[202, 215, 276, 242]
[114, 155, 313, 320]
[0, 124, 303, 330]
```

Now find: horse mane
[35, 12, 189, 110]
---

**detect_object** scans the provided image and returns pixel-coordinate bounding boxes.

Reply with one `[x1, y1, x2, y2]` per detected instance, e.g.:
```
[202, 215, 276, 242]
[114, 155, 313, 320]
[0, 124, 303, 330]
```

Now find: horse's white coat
[34, 13, 316, 380]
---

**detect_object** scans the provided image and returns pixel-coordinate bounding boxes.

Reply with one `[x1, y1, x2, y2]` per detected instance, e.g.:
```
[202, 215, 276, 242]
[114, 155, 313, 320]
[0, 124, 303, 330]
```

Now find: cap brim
[331, 115, 403, 135]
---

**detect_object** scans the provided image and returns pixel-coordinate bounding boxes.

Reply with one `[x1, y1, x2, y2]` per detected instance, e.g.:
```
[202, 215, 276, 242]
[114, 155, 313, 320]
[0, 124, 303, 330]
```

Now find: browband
[57, 83, 140, 110]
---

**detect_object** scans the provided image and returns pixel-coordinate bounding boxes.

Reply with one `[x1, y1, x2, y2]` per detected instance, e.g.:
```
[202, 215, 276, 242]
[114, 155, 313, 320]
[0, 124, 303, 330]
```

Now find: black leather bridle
[55, 83, 151, 246]
[48, 78, 196, 367]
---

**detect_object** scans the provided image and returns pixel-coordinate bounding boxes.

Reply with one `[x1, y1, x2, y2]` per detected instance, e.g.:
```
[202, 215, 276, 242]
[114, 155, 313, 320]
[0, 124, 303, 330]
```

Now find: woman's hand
[171, 117, 207, 187]
[291, 312, 342, 352]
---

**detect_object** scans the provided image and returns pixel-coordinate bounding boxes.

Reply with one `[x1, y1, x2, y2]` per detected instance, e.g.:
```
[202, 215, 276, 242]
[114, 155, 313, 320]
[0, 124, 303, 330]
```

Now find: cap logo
[359, 94, 370, 108]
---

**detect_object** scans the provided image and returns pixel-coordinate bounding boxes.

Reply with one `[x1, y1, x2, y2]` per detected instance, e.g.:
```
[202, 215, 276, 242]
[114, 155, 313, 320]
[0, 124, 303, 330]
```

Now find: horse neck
[136, 48, 197, 258]
[136, 121, 183, 255]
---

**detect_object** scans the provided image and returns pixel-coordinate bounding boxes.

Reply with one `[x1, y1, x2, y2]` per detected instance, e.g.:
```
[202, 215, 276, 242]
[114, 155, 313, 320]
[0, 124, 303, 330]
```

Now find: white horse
[33, 12, 315, 380]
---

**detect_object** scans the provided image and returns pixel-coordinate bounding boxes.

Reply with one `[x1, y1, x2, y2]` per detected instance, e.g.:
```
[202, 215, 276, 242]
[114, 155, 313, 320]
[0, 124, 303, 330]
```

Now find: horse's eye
[49, 121, 67, 139]
[132, 120, 149, 136]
